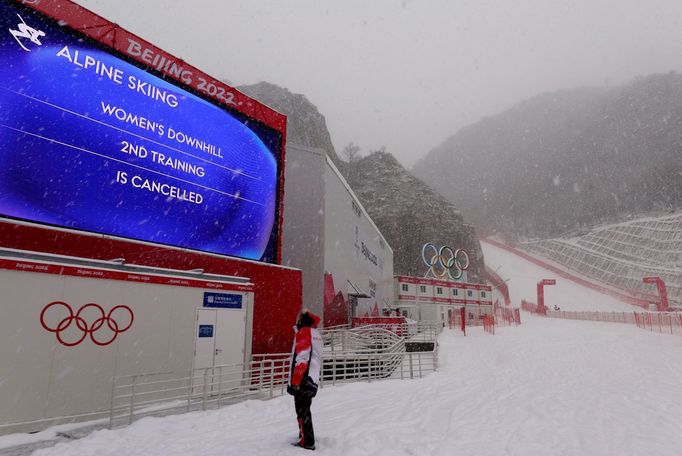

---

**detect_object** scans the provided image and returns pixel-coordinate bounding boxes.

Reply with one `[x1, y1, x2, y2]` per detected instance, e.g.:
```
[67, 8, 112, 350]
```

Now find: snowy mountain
[413, 73, 682, 239]
[343, 151, 483, 280]
[239, 82, 483, 280]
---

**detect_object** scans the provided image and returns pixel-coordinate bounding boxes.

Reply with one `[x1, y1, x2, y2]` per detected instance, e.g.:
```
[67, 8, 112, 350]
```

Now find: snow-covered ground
[7, 241, 682, 456]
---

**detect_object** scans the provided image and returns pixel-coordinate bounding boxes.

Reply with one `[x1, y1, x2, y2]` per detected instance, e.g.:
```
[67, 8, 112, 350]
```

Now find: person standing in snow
[287, 309, 323, 450]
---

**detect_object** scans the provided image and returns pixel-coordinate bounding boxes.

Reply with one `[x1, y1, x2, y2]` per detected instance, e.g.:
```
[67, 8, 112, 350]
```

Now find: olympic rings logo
[421, 243, 470, 280]
[40, 301, 134, 347]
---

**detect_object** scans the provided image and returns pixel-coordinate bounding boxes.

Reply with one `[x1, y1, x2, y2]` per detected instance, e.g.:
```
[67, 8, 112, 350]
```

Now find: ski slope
[482, 240, 635, 311]
[13, 242, 682, 456]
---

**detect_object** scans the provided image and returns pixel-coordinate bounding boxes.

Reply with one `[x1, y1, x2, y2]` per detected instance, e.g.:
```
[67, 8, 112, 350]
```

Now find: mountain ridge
[413, 73, 682, 238]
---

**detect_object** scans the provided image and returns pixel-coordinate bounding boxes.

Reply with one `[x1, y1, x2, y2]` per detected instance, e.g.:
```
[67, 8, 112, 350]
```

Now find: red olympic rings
[40, 301, 134, 347]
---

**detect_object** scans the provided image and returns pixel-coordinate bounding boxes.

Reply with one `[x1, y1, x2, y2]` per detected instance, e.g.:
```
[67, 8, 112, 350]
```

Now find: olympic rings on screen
[40, 301, 134, 347]
[421, 243, 470, 280]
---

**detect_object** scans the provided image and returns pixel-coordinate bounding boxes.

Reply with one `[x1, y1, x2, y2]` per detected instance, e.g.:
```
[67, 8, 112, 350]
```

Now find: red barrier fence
[482, 315, 495, 334]
[448, 305, 521, 335]
[495, 306, 521, 326]
[521, 299, 540, 314]
[633, 312, 682, 335]
[523, 304, 682, 336]
[546, 310, 636, 324]
[448, 307, 467, 335]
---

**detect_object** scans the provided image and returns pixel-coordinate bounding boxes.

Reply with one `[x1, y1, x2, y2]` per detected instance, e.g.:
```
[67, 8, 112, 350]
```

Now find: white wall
[0, 258, 252, 434]
[323, 158, 394, 317]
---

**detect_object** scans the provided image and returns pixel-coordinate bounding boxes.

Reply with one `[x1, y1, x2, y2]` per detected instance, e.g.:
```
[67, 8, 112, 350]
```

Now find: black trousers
[294, 394, 315, 447]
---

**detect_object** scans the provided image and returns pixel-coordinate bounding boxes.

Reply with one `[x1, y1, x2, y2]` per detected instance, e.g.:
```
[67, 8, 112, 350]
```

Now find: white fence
[109, 356, 290, 428]
[109, 324, 441, 428]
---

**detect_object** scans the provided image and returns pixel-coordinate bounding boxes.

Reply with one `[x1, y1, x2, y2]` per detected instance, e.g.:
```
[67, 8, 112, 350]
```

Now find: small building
[393, 275, 493, 325]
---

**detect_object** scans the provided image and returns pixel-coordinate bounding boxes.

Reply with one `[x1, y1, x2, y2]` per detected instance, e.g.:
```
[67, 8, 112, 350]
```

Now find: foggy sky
[76, 0, 682, 168]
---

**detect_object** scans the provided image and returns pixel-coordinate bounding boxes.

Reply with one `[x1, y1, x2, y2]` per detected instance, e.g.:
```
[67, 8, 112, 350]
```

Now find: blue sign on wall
[203, 292, 243, 309]
[198, 324, 214, 338]
[0, 2, 282, 263]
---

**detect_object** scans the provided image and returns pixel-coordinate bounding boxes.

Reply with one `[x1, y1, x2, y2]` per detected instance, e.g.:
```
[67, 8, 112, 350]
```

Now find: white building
[393, 275, 493, 325]
[282, 145, 394, 326]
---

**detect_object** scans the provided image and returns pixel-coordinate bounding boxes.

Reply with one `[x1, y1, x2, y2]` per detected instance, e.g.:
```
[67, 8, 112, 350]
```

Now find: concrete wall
[281, 144, 326, 317]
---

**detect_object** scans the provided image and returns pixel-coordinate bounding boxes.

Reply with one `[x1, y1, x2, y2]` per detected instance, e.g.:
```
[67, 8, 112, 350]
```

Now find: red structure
[536, 279, 556, 315]
[643, 277, 669, 311]
[323, 272, 350, 327]
[483, 265, 511, 305]
[447, 307, 468, 335]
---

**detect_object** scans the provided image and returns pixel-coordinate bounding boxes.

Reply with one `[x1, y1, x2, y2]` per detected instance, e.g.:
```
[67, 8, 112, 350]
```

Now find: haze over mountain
[239, 82, 483, 279]
[413, 73, 682, 239]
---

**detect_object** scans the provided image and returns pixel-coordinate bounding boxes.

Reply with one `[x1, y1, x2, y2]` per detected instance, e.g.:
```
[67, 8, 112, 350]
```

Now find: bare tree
[342, 142, 362, 164]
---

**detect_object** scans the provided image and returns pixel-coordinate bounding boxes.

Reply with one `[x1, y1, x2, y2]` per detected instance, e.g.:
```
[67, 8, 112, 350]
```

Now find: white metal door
[194, 308, 247, 370]
[193, 307, 247, 395]
[213, 310, 246, 367]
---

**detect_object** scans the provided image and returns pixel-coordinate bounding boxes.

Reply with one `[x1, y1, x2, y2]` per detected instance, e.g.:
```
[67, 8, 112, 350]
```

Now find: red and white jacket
[288, 313, 323, 387]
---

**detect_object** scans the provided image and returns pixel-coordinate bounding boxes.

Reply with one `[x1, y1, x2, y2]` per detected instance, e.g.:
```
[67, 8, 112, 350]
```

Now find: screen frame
[3, 0, 287, 264]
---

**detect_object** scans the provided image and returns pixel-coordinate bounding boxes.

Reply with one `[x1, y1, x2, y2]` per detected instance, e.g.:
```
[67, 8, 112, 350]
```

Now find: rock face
[413, 73, 682, 239]
[238, 82, 342, 165]
[239, 81, 483, 280]
[343, 151, 483, 281]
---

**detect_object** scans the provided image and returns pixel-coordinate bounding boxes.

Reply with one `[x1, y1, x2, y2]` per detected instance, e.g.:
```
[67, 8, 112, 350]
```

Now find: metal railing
[110, 325, 440, 428]
[109, 355, 290, 428]
[354, 321, 442, 340]
[321, 326, 403, 353]
[409, 321, 443, 340]
[322, 347, 437, 385]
